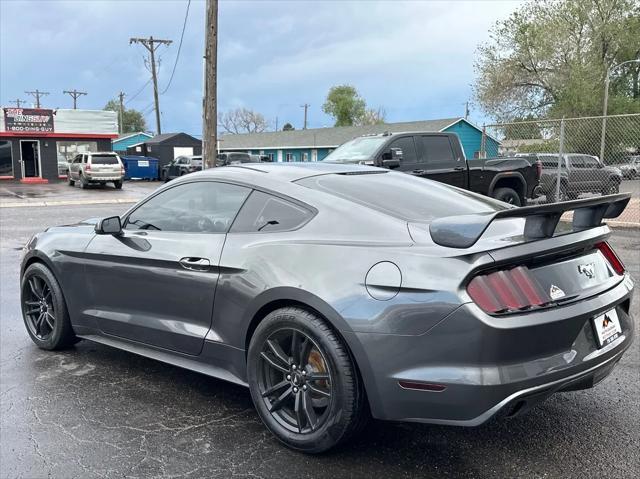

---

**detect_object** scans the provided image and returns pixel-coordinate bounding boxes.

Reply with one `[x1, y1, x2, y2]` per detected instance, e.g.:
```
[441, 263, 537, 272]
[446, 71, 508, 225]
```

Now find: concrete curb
[0, 198, 141, 208]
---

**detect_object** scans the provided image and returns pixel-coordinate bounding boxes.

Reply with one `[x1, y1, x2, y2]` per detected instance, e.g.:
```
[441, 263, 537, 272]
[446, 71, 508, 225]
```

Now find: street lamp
[599, 59, 640, 162]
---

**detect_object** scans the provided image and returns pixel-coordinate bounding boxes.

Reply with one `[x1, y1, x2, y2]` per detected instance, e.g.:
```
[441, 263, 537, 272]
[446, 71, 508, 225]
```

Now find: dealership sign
[3, 108, 54, 133]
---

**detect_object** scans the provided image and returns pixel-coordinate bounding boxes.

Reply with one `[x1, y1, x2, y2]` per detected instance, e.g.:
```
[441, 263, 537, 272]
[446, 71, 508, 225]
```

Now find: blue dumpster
[121, 156, 159, 180]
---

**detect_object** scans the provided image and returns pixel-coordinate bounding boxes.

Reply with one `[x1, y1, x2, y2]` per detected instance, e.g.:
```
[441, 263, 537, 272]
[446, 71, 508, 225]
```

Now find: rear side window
[297, 171, 508, 222]
[231, 190, 313, 233]
[420, 136, 456, 168]
[91, 154, 119, 165]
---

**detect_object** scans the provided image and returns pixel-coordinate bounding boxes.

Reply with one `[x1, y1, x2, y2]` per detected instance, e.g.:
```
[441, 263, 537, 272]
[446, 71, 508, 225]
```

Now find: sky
[0, 0, 523, 136]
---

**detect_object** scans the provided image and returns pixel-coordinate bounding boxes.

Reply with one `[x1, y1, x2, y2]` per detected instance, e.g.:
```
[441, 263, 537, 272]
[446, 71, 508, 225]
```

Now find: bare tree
[219, 108, 269, 134]
[356, 107, 387, 126]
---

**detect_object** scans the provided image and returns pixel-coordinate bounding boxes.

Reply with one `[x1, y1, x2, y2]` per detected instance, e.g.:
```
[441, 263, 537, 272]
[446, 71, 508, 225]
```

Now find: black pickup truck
[323, 132, 541, 206]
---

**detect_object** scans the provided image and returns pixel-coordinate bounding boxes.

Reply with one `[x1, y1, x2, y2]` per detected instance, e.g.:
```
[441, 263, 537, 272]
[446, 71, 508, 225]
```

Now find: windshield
[323, 137, 388, 163]
[297, 171, 509, 222]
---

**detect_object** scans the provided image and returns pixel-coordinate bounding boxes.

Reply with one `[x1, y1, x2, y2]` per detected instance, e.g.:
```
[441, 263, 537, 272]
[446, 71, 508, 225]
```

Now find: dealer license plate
[592, 309, 622, 348]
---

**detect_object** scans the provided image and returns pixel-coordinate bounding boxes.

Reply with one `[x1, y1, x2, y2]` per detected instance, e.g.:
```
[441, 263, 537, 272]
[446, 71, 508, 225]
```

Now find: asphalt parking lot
[1, 203, 638, 479]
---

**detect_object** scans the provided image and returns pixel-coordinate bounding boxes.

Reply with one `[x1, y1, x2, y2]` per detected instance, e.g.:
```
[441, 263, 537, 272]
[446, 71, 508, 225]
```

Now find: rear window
[91, 154, 119, 165]
[191, 157, 203, 165]
[297, 171, 509, 222]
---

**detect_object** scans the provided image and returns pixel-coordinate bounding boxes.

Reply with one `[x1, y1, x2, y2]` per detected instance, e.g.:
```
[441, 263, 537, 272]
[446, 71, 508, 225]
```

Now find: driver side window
[125, 181, 250, 233]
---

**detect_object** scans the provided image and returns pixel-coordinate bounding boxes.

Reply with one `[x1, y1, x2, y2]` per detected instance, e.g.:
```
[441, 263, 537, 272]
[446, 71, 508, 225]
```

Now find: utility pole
[24, 89, 50, 108]
[300, 103, 310, 129]
[275, 116, 279, 131]
[9, 99, 26, 107]
[463, 101, 470, 119]
[203, 0, 218, 168]
[63, 89, 87, 109]
[130, 36, 172, 135]
[118, 92, 126, 134]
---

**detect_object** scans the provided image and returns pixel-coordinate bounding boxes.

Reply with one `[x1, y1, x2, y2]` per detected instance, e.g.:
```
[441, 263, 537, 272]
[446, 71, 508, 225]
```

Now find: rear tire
[492, 187, 522, 206]
[80, 174, 88, 189]
[247, 307, 368, 453]
[21, 263, 78, 350]
[602, 180, 619, 196]
[547, 182, 567, 202]
[113, 180, 123, 189]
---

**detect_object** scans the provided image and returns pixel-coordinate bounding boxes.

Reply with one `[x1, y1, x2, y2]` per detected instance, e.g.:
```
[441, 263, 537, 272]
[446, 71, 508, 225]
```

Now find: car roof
[192, 162, 383, 183]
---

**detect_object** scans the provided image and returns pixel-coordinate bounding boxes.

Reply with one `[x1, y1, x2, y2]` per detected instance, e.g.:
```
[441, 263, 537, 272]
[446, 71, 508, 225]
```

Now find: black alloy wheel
[23, 275, 56, 341]
[257, 328, 332, 434]
[21, 263, 77, 350]
[247, 307, 368, 453]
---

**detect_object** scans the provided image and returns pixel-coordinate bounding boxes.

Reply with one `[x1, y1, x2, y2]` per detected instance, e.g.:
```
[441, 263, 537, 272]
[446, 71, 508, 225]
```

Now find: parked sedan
[20, 163, 634, 453]
[161, 155, 203, 181]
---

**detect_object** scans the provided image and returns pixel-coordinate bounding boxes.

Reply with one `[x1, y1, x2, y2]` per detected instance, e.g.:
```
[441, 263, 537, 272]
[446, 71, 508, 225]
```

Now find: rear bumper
[85, 175, 123, 182]
[350, 274, 635, 425]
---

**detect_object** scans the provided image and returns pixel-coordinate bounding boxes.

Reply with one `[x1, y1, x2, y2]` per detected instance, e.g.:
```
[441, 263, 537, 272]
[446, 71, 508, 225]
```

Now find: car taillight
[536, 160, 542, 179]
[596, 241, 625, 275]
[467, 266, 550, 314]
[85, 163, 91, 171]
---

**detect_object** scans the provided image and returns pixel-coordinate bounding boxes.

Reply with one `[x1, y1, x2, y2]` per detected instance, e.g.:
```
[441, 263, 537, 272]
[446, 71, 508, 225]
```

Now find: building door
[20, 140, 41, 178]
[311, 149, 318, 162]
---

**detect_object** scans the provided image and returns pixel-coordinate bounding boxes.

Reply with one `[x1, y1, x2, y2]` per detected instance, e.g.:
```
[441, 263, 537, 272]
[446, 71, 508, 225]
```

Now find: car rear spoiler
[429, 193, 631, 249]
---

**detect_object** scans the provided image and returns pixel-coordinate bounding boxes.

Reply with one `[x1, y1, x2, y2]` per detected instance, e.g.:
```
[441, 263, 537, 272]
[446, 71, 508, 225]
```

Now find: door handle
[453, 166, 465, 171]
[179, 257, 210, 271]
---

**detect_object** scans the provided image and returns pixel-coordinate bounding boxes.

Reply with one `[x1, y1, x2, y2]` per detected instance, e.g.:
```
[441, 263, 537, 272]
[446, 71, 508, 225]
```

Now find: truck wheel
[492, 187, 522, 206]
[113, 180, 123, 189]
[602, 180, 619, 196]
[67, 174, 75, 187]
[80, 174, 88, 189]
[547, 182, 567, 203]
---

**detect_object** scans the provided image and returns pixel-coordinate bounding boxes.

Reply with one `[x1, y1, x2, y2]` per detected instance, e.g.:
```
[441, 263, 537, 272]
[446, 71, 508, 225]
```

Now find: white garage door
[173, 147, 193, 159]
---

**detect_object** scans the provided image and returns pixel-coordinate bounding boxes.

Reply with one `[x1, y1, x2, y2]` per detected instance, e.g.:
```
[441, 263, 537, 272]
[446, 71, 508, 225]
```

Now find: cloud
[1, 0, 521, 133]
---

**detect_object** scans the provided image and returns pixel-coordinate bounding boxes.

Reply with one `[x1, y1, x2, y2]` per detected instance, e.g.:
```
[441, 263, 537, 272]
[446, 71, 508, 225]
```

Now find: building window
[56, 141, 98, 163]
[286, 153, 294, 162]
[0, 140, 13, 177]
[302, 152, 309, 162]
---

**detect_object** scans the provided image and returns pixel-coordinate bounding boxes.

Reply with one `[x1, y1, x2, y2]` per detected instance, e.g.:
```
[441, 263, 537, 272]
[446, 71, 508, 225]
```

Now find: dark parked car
[216, 152, 253, 166]
[20, 163, 634, 453]
[161, 155, 203, 181]
[524, 153, 622, 202]
[323, 132, 541, 206]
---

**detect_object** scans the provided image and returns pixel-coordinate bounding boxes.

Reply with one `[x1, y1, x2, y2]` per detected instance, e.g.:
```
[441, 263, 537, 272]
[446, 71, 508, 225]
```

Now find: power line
[63, 89, 88, 109]
[161, 0, 191, 95]
[24, 89, 50, 108]
[125, 78, 152, 105]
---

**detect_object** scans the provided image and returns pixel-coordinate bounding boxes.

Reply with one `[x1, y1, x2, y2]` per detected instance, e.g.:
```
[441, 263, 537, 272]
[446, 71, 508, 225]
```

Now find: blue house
[112, 132, 152, 154]
[218, 118, 500, 162]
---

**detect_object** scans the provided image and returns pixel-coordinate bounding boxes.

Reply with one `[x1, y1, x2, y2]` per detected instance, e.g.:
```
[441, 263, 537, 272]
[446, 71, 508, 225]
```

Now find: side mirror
[381, 147, 403, 169]
[95, 216, 122, 235]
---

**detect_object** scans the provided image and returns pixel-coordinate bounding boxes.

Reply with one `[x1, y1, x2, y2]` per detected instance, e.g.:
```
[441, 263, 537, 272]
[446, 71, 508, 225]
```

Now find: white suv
[68, 152, 124, 189]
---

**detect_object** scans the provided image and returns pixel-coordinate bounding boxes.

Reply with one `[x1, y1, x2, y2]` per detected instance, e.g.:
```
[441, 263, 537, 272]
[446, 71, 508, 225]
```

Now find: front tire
[492, 187, 522, 206]
[21, 263, 78, 350]
[67, 174, 75, 187]
[247, 307, 368, 453]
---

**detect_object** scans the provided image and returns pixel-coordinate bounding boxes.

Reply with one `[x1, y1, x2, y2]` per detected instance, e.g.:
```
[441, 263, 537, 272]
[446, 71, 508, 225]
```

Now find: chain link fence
[481, 113, 640, 225]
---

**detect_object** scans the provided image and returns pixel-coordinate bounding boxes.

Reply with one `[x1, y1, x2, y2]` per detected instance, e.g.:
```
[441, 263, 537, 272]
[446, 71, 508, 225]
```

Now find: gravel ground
[1, 203, 638, 479]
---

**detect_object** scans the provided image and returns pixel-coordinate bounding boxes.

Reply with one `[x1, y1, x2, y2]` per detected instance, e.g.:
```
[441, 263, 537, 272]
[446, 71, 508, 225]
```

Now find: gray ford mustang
[20, 163, 635, 453]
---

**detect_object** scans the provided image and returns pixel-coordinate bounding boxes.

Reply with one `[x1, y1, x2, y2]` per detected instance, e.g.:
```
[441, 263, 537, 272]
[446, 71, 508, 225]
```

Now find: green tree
[322, 85, 367, 126]
[104, 100, 147, 133]
[474, 0, 640, 121]
[282, 122, 295, 131]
